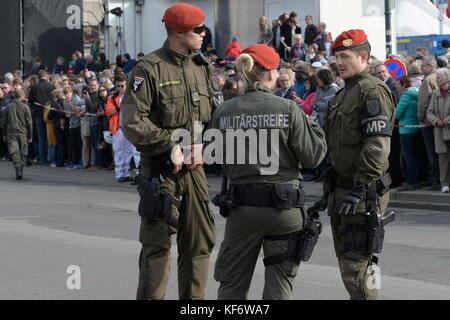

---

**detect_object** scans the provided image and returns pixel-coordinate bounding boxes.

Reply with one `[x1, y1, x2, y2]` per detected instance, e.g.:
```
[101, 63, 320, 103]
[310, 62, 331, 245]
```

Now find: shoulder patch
[360, 98, 392, 137]
[132, 76, 145, 93]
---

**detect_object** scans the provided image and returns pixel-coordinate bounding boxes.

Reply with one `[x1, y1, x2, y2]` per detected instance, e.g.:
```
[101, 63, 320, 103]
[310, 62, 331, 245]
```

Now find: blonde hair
[279, 68, 295, 80]
[409, 60, 422, 75]
[236, 53, 270, 85]
[51, 88, 64, 100]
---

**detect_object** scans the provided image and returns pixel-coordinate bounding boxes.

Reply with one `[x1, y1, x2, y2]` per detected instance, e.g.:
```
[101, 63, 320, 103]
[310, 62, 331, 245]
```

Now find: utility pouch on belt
[263, 212, 322, 266]
[272, 184, 305, 210]
[135, 175, 181, 228]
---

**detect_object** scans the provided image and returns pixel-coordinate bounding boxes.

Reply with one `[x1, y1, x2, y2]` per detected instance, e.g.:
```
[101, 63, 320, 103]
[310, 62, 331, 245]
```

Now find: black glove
[336, 182, 368, 215]
[307, 197, 328, 215]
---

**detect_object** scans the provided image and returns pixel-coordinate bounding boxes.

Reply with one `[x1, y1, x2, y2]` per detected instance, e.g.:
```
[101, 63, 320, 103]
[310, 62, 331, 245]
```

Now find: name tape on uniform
[219, 114, 290, 130]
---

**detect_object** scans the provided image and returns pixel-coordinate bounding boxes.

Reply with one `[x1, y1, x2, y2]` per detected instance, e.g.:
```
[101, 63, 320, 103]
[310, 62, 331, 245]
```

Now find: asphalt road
[0, 161, 449, 300]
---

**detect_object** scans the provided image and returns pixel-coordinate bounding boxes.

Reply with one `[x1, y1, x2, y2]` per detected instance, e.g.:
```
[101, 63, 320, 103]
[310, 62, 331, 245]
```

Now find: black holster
[212, 176, 236, 218]
[367, 210, 395, 254]
[263, 212, 322, 266]
[135, 175, 181, 228]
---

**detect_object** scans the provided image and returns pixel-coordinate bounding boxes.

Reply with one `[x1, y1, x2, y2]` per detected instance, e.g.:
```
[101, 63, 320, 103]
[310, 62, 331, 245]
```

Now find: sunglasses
[192, 25, 206, 35]
[1, 87, 8, 90]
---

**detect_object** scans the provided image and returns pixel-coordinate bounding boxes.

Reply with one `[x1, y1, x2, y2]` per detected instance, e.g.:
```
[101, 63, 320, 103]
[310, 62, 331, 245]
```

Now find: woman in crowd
[305, 43, 318, 64]
[47, 88, 67, 167]
[292, 74, 317, 116]
[395, 76, 422, 192]
[63, 87, 83, 170]
[80, 86, 95, 169]
[409, 60, 424, 89]
[96, 85, 113, 168]
[313, 69, 339, 129]
[258, 16, 273, 45]
[44, 89, 63, 167]
[291, 34, 307, 61]
[427, 68, 450, 193]
[329, 63, 345, 88]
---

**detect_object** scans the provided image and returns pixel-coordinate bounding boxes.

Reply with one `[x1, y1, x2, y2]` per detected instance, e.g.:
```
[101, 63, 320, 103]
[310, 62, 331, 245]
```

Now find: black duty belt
[231, 184, 305, 210]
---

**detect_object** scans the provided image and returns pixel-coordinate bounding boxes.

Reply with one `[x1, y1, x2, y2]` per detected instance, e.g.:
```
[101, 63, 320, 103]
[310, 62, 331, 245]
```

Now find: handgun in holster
[295, 211, 323, 262]
[263, 210, 322, 266]
[212, 175, 237, 218]
[366, 210, 395, 254]
[365, 181, 395, 255]
[134, 174, 181, 228]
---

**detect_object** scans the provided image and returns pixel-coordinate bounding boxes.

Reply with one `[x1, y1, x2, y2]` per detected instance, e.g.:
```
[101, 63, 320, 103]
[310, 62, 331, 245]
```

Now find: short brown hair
[396, 76, 411, 88]
[37, 70, 49, 79]
[350, 41, 372, 58]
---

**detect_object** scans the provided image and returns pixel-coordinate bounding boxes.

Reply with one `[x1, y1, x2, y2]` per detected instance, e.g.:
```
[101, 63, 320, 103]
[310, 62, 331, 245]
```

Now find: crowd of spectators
[1, 13, 450, 192]
[0, 51, 141, 183]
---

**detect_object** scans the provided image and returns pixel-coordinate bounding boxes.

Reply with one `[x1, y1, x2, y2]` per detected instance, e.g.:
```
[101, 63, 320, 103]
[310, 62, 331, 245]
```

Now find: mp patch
[360, 98, 392, 137]
[132, 76, 145, 92]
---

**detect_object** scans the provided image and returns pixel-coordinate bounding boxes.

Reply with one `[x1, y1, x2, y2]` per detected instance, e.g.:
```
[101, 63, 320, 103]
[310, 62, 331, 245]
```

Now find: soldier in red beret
[210, 44, 327, 299]
[121, 3, 216, 300]
[309, 29, 396, 300]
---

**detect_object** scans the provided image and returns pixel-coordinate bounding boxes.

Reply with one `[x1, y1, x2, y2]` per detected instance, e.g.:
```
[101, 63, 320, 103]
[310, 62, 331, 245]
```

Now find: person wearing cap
[120, 3, 216, 300]
[309, 29, 396, 300]
[210, 44, 327, 300]
[1, 89, 33, 179]
[225, 36, 242, 59]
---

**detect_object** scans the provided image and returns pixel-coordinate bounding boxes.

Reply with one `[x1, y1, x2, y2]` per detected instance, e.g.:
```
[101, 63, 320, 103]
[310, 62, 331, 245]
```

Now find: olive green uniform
[326, 69, 396, 300]
[121, 43, 216, 300]
[209, 85, 327, 300]
[1, 100, 32, 170]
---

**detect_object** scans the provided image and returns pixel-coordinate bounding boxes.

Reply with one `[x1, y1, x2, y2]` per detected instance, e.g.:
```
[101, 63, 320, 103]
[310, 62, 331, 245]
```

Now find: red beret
[162, 3, 205, 33]
[331, 29, 368, 55]
[241, 44, 280, 70]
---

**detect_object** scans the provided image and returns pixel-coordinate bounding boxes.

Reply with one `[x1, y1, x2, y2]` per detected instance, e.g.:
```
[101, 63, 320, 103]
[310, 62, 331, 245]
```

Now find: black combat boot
[15, 167, 23, 180]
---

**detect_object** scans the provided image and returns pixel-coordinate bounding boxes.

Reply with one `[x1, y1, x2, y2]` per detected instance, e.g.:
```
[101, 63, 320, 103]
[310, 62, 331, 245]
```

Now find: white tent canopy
[396, 0, 450, 36]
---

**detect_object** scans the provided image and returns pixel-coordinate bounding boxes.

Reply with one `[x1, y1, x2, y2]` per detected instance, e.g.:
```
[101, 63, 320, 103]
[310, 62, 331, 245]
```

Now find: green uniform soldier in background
[1, 89, 32, 180]
[310, 30, 396, 300]
[210, 44, 327, 300]
[120, 3, 215, 300]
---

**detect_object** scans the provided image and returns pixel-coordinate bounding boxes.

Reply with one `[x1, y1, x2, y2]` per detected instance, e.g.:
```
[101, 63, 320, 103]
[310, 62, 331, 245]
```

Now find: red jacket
[225, 41, 242, 58]
[105, 94, 121, 135]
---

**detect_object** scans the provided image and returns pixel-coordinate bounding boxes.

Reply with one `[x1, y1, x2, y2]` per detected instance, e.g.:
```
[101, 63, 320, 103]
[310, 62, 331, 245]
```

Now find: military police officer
[210, 44, 327, 300]
[120, 3, 216, 300]
[1, 89, 33, 180]
[321, 30, 396, 300]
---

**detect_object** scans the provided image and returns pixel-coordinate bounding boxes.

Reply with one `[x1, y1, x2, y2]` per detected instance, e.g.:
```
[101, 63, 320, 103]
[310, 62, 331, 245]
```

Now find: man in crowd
[304, 15, 319, 46]
[418, 56, 441, 190]
[105, 75, 140, 182]
[373, 62, 403, 188]
[28, 70, 55, 165]
[122, 54, 137, 74]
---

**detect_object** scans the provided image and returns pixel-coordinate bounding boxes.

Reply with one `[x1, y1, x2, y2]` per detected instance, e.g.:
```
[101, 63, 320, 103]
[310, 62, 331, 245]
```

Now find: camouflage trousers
[7, 133, 28, 168]
[328, 187, 390, 300]
[136, 165, 216, 300]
